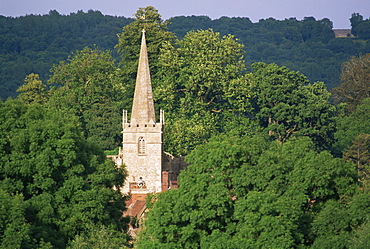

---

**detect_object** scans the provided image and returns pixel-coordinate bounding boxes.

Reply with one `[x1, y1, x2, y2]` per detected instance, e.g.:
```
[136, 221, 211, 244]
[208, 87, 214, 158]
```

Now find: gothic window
[138, 136, 145, 154]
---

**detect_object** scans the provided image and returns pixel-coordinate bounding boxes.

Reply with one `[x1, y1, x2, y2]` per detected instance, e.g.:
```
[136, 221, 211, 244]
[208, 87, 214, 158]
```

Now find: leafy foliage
[168, 15, 370, 90]
[350, 13, 364, 36]
[137, 136, 359, 248]
[0, 100, 128, 248]
[47, 47, 123, 150]
[350, 13, 370, 39]
[1, 7, 370, 248]
[349, 219, 370, 248]
[0, 190, 30, 248]
[334, 98, 370, 155]
[155, 29, 245, 113]
[115, 6, 175, 110]
[334, 98, 370, 187]
[249, 62, 337, 148]
[344, 134, 370, 186]
[16, 73, 50, 105]
[2, 11, 370, 101]
[68, 225, 129, 249]
[155, 29, 247, 155]
[331, 53, 370, 112]
[0, 10, 133, 100]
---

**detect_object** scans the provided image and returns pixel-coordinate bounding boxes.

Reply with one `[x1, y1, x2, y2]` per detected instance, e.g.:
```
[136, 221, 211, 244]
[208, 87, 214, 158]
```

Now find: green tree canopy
[68, 225, 129, 249]
[154, 29, 247, 155]
[115, 6, 175, 109]
[0, 10, 133, 101]
[248, 62, 337, 149]
[47, 47, 123, 150]
[334, 98, 370, 156]
[0, 100, 128, 248]
[16, 73, 49, 105]
[0, 190, 30, 248]
[350, 13, 364, 36]
[331, 53, 370, 112]
[137, 135, 359, 248]
[344, 134, 370, 187]
[355, 20, 370, 39]
[155, 29, 246, 112]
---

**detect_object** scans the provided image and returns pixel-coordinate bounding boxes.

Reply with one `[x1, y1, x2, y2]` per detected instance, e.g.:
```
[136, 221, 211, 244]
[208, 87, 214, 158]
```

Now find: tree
[48, 47, 123, 150]
[355, 21, 370, 39]
[137, 135, 358, 248]
[115, 6, 175, 110]
[300, 17, 335, 43]
[0, 11, 132, 101]
[168, 15, 214, 39]
[350, 13, 364, 36]
[0, 190, 30, 248]
[331, 53, 370, 112]
[350, 220, 370, 248]
[154, 29, 247, 155]
[0, 100, 128, 248]
[116, 6, 174, 63]
[344, 134, 370, 186]
[249, 62, 337, 148]
[233, 137, 357, 247]
[334, 98, 370, 156]
[136, 134, 269, 248]
[155, 29, 245, 112]
[283, 26, 303, 42]
[16, 73, 50, 105]
[67, 225, 129, 249]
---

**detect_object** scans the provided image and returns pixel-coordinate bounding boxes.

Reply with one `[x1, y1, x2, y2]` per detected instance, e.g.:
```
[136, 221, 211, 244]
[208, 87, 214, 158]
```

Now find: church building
[111, 30, 185, 210]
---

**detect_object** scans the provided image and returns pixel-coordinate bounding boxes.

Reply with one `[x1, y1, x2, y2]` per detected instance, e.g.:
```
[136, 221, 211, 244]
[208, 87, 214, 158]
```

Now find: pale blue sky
[1, 0, 369, 28]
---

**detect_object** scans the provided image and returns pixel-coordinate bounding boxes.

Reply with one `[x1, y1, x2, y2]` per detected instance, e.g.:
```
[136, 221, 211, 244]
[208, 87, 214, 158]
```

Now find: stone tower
[118, 30, 164, 198]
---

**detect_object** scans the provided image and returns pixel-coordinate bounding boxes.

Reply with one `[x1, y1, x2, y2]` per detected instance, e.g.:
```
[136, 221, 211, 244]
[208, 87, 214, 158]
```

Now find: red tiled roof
[129, 200, 146, 217]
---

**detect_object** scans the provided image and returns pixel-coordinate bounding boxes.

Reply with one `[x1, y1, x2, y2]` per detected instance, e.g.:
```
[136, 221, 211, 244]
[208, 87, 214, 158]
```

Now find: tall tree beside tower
[115, 6, 175, 110]
[154, 29, 247, 155]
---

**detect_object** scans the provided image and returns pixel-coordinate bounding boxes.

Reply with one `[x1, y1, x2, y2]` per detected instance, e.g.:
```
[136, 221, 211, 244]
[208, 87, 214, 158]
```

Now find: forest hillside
[1, 10, 370, 101]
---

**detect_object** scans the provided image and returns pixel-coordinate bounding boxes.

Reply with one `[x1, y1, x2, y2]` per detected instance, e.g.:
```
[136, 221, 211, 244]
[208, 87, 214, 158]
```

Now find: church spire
[130, 29, 156, 124]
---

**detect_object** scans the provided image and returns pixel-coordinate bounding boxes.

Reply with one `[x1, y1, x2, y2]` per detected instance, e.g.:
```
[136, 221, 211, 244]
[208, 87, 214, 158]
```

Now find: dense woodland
[1, 6, 370, 248]
[1, 9, 370, 101]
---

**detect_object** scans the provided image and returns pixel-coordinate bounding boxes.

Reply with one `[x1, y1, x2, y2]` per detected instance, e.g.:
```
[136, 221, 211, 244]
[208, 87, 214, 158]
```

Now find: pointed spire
[130, 29, 156, 124]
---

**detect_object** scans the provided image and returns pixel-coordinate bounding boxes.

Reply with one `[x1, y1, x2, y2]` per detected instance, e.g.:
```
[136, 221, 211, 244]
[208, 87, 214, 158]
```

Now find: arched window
[138, 136, 145, 154]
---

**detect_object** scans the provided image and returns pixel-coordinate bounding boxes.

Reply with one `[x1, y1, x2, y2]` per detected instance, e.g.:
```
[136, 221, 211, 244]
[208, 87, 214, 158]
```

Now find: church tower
[118, 30, 164, 198]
